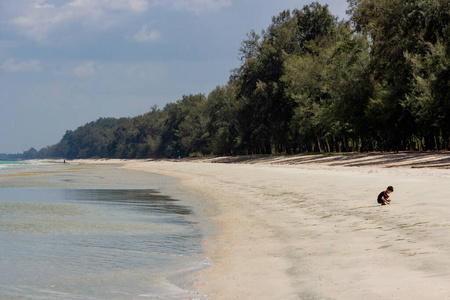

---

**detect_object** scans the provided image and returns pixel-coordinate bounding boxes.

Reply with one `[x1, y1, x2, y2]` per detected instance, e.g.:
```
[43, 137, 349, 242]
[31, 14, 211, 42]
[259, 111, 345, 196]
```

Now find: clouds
[7, 0, 147, 42]
[2, 58, 42, 72]
[165, 0, 232, 14]
[134, 24, 161, 42]
[73, 61, 96, 77]
[1, 58, 99, 77]
[0, 0, 353, 154]
[67, 0, 149, 13]
[4, 0, 232, 43]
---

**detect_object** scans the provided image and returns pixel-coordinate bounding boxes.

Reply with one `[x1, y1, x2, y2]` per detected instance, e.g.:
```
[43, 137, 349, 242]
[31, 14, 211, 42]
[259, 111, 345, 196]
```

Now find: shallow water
[0, 162, 208, 299]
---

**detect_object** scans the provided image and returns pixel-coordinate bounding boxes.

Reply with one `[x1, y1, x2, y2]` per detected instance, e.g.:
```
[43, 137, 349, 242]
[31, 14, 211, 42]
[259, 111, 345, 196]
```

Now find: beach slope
[123, 155, 450, 299]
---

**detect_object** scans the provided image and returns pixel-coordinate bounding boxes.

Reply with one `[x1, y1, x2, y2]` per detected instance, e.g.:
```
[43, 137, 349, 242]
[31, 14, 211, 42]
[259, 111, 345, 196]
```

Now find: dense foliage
[24, 1, 450, 159]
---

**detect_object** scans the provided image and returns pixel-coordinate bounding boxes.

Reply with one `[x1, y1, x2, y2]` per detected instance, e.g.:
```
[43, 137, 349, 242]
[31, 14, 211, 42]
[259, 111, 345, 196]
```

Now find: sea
[0, 160, 210, 300]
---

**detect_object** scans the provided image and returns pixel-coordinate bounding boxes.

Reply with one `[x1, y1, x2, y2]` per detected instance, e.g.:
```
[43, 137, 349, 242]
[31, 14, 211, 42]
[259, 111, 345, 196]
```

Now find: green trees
[233, 2, 375, 153]
[22, 148, 39, 159]
[282, 19, 373, 152]
[206, 85, 239, 155]
[55, 118, 120, 159]
[349, 0, 450, 150]
[233, 3, 337, 154]
[162, 94, 210, 157]
[28, 1, 449, 159]
[41, 95, 212, 159]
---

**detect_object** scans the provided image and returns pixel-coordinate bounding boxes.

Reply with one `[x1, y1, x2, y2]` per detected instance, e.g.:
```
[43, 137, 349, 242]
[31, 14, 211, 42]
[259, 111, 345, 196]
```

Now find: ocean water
[0, 161, 209, 299]
[0, 160, 40, 170]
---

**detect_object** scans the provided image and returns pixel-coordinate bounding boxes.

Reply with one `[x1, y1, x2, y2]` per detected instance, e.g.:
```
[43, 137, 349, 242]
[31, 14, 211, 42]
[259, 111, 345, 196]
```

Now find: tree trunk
[317, 137, 322, 152]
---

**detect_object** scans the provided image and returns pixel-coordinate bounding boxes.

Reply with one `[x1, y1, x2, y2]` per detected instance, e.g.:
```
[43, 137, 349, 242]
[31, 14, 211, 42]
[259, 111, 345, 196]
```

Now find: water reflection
[0, 188, 205, 299]
[63, 189, 193, 216]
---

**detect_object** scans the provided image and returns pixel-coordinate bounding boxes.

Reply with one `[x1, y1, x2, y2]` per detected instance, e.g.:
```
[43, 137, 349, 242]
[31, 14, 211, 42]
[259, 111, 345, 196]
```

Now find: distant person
[377, 186, 394, 205]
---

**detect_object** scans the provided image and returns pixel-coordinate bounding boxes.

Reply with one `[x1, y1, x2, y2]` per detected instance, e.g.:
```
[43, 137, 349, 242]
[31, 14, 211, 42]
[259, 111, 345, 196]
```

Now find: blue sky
[0, 0, 349, 153]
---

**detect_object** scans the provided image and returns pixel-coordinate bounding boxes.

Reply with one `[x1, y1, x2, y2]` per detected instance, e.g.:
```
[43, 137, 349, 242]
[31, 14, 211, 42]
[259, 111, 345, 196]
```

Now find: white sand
[71, 155, 450, 299]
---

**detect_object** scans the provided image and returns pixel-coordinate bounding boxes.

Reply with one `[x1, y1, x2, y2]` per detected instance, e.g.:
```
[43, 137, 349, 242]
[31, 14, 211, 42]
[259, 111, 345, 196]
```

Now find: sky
[0, 0, 350, 154]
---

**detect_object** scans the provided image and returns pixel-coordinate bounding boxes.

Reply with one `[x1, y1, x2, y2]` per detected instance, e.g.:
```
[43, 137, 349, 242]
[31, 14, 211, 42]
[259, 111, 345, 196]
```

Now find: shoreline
[0, 162, 210, 299]
[123, 160, 297, 299]
[40, 153, 450, 299]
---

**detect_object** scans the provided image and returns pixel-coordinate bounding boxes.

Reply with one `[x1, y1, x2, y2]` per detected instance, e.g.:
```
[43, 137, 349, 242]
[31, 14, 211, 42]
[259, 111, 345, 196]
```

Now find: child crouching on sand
[377, 186, 394, 205]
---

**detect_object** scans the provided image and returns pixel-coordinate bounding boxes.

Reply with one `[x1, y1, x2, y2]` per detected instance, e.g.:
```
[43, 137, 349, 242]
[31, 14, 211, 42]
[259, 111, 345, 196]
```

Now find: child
[377, 186, 394, 205]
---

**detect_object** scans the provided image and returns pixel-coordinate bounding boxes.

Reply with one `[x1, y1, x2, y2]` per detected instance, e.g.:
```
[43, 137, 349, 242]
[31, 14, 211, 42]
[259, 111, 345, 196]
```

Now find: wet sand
[70, 153, 450, 299]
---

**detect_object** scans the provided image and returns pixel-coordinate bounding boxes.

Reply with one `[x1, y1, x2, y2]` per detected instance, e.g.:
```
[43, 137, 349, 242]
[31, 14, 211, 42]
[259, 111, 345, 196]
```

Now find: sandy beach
[73, 153, 450, 299]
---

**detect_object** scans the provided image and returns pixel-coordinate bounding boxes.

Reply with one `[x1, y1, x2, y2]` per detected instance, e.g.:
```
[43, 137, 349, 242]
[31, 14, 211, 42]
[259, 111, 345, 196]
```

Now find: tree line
[23, 1, 450, 159]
